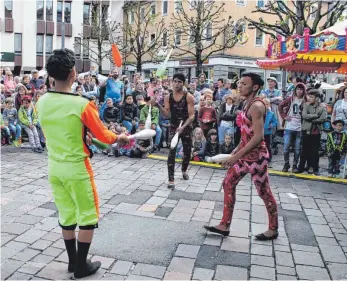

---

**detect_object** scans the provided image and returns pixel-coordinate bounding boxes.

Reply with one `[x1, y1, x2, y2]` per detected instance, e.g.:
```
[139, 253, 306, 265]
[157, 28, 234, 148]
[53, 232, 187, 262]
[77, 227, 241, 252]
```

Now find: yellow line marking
[148, 154, 347, 184]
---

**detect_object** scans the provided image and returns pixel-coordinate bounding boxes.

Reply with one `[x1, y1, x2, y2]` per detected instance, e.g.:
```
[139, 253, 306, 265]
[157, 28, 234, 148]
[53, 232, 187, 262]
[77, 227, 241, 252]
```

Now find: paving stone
[91, 256, 116, 269]
[281, 203, 302, 211]
[126, 274, 159, 280]
[251, 265, 275, 280]
[14, 214, 44, 225]
[336, 233, 347, 242]
[13, 248, 40, 262]
[138, 204, 159, 212]
[198, 200, 215, 210]
[2, 241, 30, 261]
[15, 229, 47, 244]
[311, 224, 334, 237]
[304, 208, 323, 217]
[18, 261, 46, 275]
[7, 272, 32, 280]
[41, 247, 64, 257]
[175, 244, 200, 258]
[276, 265, 296, 276]
[1, 259, 25, 280]
[154, 206, 173, 217]
[146, 196, 166, 206]
[132, 263, 166, 279]
[31, 254, 55, 264]
[107, 195, 126, 205]
[202, 191, 224, 202]
[292, 250, 324, 267]
[276, 274, 298, 280]
[2, 223, 31, 235]
[42, 232, 61, 242]
[251, 255, 274, 267]
[204, 235, 222, 246]
[296, 265, 330, 280]
[275, 251, 294, 267]
[167, 257, 195, 274]
[221, 237, 250, 253]
[102, 273, 126, 280]
[80, 268, 106, 280]
[163, 271, 192, 280]
[30, 239, 53, 250]
[307, 215, 327, 225]
[319, 244, 347, 263]
[173, 206, 195, 215]
[274, 244, 291, 252]
[113, 203, 140, 214]
[167, 212, 193, 222]
[215, 265, 248, 280]
[251, 243, 273, 256]
[193, 208, 213, 218]
[327, 262, 347, 280]
[110, 260, 133, 275]
[291, 244, 319, 253]
[153, 190, 171, 198]
[230, 219, 250, 238]
[316, 236, 339, 246]
[176, 199, 199, 209]
[168, 190, 202, 201]
[192, 267, 214, 280]
[27, 207, 57, 217]
[1, 233, 16, 246]
[123, 190, 153, 205]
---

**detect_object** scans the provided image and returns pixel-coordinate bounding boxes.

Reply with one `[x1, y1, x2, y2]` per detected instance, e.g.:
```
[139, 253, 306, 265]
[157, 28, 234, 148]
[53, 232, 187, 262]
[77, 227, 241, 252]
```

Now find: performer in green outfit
[36, 49, 129, 278]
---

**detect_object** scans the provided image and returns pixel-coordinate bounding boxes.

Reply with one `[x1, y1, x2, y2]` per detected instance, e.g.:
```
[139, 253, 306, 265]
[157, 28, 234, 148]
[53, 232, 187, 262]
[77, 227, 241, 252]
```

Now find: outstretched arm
[155, 95, 170, 118]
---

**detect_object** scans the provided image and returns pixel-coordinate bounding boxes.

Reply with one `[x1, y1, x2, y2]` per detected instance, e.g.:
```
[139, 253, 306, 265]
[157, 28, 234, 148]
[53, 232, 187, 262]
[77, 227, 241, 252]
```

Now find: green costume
[36, 92, 117, 229]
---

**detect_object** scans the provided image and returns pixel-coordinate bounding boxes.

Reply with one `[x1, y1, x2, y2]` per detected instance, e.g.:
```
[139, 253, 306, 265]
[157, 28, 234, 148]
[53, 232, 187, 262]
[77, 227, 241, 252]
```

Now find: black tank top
[169, 92, 189, 127]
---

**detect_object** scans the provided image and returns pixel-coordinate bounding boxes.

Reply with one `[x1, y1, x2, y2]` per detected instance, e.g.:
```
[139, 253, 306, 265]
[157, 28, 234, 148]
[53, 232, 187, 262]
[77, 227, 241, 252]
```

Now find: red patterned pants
[221, 159, 278, 230]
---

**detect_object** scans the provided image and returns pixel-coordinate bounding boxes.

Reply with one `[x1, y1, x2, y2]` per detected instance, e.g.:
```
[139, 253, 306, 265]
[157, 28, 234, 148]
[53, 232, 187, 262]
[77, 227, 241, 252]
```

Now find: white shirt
[285, 98, 303, 131]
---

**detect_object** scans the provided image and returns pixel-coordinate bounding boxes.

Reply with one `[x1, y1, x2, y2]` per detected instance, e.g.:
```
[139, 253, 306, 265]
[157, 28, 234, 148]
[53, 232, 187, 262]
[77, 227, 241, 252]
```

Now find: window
[83, 39, 89, 59]
[175, 30, 181, 46]
[150, 3, 156, 15]
[256, 0, 265, 8]
[46, 0, 53, 21]
[37, 0, 44, 20]
[101, 5, 109, 27]
[14, 33, 22, 54]
[149, 33, 156, 45]
[140, 7, 145, 21]
[189, 29, 195, 43]
[310, 4, 318, 20]
[162, 0, 168, 15]
[36, 35, 44, 55]
[64, 2, 71, 23]
[255, 29, 264, 46]
[236, 0, 246, 6]
[206, 22, 212, 41]
[46, 35, 53, 54]
[129, 10, 134, 24]
[4, 0, 13, 18]
[162, 31, 168, 47]
[57, 1, 62, 22]
[74, 37, 82, 57]
[174, 0, 183, 13]
[83, 4, 90, 25]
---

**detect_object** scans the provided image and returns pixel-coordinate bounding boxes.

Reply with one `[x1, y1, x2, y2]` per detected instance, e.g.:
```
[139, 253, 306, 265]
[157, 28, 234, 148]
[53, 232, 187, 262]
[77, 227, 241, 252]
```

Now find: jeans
[218, 125, 234, 144]
[283, 129, 302, 166]
[122, 120, 138, 134]
[22, 125, 41, 148]
[154, 125, 162, 146]
[8, 123, 21, 140]
[161, 126, 169, 142]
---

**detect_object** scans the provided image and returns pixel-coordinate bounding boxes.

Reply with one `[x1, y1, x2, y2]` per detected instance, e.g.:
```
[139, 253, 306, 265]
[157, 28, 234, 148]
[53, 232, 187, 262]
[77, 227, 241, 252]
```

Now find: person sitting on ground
[122, 94, 138, 134]
[3, 98, 21, 147]
[1, 112, 11, 145]
[219, 133, 234, 154]
[191, 127, 206, 162]
[131, 120, 153, 159]
[103, 98, 121, 125]
[204, 129, 219, 160]
[136, 95, 146, 115]
[18, 95, 43, 153]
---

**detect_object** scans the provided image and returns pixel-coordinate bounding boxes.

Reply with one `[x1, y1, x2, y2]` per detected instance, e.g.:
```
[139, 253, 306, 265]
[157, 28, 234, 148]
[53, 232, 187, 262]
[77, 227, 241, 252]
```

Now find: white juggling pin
[145, 104, 152, 129]
[205, 154, 231, 163]
[170, 120, 183, 149]
[111, 129, 156, 147]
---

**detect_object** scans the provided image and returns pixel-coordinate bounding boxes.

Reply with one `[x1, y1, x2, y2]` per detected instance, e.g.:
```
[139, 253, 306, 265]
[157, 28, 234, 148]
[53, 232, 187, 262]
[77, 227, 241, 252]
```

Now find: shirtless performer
[204, 72, 279, 240]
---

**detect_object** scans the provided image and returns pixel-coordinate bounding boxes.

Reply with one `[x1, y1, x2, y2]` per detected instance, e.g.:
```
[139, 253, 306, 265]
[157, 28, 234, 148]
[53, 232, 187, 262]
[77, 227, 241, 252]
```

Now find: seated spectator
[159, 108, 170, 148]
[45, 76, 55, 91]
[192, 127, 206, 161]
[115, 126, 136, 157]
[14, 83, 29, 111]
[136, 95, 146, 115]
[39, 84, 47, 94]
[198, 93, 217, 138]
[1, 113, 11, 145]
[204, 129, 219, 159]
[22, 74, 35, 96]
[30, 69, 44, 90]
[122, 94, 138, 134]
[75, 85, 83, 96]
[4, 71, 16, 96]
[218, 79, 232, 102]
[220, 133, 233, 154]
[103, 98, 121, 125]
[131, 121, 153, 159]
[140, 96, 161, 152]
[218, 93, 236, 145]
[18, 95, 43, 153]
[3, 98, 21, 147]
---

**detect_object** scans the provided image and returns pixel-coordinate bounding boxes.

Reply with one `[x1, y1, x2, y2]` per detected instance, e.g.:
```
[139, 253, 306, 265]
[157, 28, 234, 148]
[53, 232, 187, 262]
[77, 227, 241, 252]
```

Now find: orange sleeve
[81, 101, 118, 144]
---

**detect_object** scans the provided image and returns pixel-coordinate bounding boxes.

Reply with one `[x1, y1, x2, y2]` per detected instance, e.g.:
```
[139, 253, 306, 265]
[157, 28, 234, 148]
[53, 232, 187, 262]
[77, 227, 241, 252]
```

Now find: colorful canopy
[256, 22, 347, 74]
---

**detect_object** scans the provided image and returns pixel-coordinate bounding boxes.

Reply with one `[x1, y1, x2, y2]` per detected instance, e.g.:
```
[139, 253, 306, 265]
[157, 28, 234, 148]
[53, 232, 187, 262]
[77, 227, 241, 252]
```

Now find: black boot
[64, 238, 77, 273]
[74, 241, 101, 278]
[282, 163, 290, 172]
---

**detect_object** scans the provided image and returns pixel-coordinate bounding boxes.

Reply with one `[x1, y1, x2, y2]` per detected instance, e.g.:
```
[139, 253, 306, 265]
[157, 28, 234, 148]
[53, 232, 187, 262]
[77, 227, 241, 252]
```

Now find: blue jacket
[264, 110, 277, 135]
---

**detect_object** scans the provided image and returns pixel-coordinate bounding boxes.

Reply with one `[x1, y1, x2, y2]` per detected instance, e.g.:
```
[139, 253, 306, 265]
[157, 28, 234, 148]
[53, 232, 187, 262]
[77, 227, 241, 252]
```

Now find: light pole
[61, 0, 65, 48]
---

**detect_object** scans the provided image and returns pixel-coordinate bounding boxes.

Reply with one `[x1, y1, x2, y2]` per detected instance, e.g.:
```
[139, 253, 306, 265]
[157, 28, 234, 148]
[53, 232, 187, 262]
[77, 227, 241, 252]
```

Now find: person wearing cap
[18, 95, 43, 153]
[298, 89, 327, 175]
[326, 119, 347, 178]
[30, 69, 44, 90]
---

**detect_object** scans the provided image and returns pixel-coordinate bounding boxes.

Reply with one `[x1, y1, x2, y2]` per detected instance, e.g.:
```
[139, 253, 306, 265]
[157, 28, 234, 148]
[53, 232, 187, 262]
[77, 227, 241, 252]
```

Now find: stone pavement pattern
[2, 147, 347, 280]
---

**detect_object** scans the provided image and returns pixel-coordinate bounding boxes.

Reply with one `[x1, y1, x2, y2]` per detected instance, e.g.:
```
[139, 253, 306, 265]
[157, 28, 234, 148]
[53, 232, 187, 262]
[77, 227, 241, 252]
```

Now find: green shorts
[48, 158, 99, 229]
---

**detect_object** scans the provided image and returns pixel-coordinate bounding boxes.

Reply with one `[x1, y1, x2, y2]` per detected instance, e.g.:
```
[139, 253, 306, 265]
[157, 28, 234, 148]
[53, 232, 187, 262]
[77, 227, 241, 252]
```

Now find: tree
[121, 1, 167, 72]
[246, 0, 347, 37]
[170, 0, 237, 75]
[75, 3, 122, 73]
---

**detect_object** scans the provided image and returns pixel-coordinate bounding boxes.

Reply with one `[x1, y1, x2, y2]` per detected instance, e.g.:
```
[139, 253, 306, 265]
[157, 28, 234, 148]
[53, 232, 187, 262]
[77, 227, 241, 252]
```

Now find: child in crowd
[298, 89, 327, 175]
[3, 98, 21, 146]
[218, 94, 236, 145]
[198, 93, 217, 138]
[159, 108, 170, 148]
[204, 129, 219, 159]
[122, 94, 138, 134]
[326, 119, 347, 178]
[136, 95, 146, 115]
[1, 113, 11, 145]
[116, 126, 135, 157]
[192, 127, 206, 162]
[131, 120, 153, 159]
[219, 133, 233, 154]
[22, 74, 34, 96]
[103, 98, 121, 125]
[263, 98, 277, 164]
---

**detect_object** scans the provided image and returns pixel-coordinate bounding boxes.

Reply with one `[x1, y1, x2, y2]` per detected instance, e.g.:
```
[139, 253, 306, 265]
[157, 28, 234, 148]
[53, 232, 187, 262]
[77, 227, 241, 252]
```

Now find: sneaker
[162, 141, 167, 148]
[38, 147, 45, 152]
[282, 164, 290, 172]
[32, 148, 42, 153]
[292, 165, 299, 173]
[13, 140, 19, 147]
[308, 167, 314, 174]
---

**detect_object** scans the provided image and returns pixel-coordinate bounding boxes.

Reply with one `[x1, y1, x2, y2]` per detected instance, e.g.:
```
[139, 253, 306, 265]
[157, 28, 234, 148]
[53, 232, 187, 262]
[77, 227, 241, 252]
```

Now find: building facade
[0, 0, 124, 75]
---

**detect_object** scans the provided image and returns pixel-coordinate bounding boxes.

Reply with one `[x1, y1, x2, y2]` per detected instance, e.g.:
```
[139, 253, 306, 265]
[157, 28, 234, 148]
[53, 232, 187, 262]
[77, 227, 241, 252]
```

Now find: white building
[0, 0, 124, 75]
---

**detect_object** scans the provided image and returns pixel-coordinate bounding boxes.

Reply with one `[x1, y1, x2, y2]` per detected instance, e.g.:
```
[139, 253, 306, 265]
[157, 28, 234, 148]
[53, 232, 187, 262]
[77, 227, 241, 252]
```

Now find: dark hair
[241, 72, 264, 87]
[139, 120, 145, 125]
[76, 85, 82, 91]
[218, 78, 224, 83]
[173, 73, 186, 83]
[295, 77, 304, 83]
[46, 48, 75, 81]
[144, 96, 151, 102]
[307, 88, 321, 98]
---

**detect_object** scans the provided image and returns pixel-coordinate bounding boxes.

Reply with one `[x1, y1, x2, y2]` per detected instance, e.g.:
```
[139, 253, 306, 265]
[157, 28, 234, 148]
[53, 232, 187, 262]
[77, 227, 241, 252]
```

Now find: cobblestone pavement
[2, 147, 347, 280]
